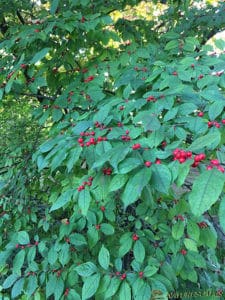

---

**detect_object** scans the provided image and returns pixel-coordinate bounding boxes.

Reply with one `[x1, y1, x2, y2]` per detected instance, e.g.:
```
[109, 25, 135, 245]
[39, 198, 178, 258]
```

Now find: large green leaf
[78, 189, 91, 216]
[189, 169, 225, 216]
[119, 281, 131, 300]
[151, 164, 171, 194]
[133, 240, 145, 263]
[172, 221, 185, 240]
[134, 111, 161, 131]
[219, 196, 225, 232]
[17, 231, 30, 245]
[98, 245, 110, 270]
[122, 168, 152, 208]
[188, 131, 221, 152]
[82, 273, 100, 300]
[75, 262, 97, 277]
[50, 189, 73, 212]
[30, 48, 50, 64]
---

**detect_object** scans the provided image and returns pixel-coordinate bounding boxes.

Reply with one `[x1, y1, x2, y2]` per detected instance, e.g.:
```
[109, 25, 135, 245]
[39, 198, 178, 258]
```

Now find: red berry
[95, 224, 101, 230]
[198, 112, 204, 117]
[146, 95, 156, 102]
[217, 165, 225, 173]
[100, 206, 105, 212]
[221, 119, 225, 124]
[172, 71, 178, 76]
[145, 161, 151, 167]
[180, 249, 187, 255]
[210, 159, 219, 166]
[198, 74, 204, 79]
[155, 159, 161, 164]
[139, 271, 144, 278]
[132, 234, 139, 241]
[206, 165, 213, 170]
[132, 143, 141, 150]
[120, 273, 126, 280]
[208, 121, 213, 128]
[78, 138, 83, 143]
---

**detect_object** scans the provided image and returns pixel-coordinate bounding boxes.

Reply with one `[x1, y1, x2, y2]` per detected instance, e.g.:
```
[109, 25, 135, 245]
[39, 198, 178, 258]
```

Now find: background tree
[1, 0, 225, 299]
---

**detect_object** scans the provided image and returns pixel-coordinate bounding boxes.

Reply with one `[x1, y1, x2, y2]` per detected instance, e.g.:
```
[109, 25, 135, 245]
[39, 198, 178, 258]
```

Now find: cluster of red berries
[132, 234, 139, 241]
[15, 241, 38, 249]
[197, 222, 208, 229]
[173, 148, 193, 163]
[192, 153, 206, 167]
[173, 148, 206, 167]
[208, 120, 222, 128]
[84, 75, 94, 83]
[121, 130, 131, 141]
[146, 94, 164, 102]
[206, 159, 224, 173]
[103, 167, 112, 175]
[77, 177, 93, 192]
[64, 288, 70, 296]
[78, 132, 107, 147]
[174, 214, 185, 221]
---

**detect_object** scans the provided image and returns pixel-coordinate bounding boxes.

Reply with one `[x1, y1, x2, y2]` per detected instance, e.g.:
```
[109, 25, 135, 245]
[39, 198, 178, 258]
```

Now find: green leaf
[219, 196, 225, 232]
[67, 148, 82, 172]
[39, 138, 58, 153]
[109, 174, 128, 192]
[78, 189, 91, 216]
[145, 68, 161, 83]
[143, 265, 158, 277]
[184, 238, 198, 252]
[151, 164, 171, 194]
[75, 262, 97, 277]
[118, 158, 142, 174]
[133, 240, 145, 263]
[188, 131, 221, 152]
[50, 189, 73, 212]
[119, 234, 132, 257]
[100, 223, 114, 235]
[215, 38, 225, 50]
[104, 277, 121, 298]
[50, 0, 59, 14]
[200, 87, 225, 102]
[98, 245, 110, 270]
[119, 281, 131, 300]
[208, 101, 224, 120]
[165, 40, 179, 51]
[82, 273, 100, 300]
[59, 243, 70, 266]
[93, 105, 111, 123]
[199, 227, 217, 248]
[70, 233, 87, 247]
[26, 276, 38, 297]
[30, 48, 50, 64]
[17, 231, 30, 245]
[134, 112, 161, 131]
[11, 277, 24, 299]
[172, 221, 185, 240]
[187, 220, 200, 242]
[122, 168, 152, 208]
[13, 250, 25, 275]
[3, 274, 19, 289]
[189, 168, 225, 216]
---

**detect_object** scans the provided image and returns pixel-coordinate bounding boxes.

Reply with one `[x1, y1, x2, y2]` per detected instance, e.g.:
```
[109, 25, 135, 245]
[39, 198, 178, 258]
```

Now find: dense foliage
[1, 0, 225, 299]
